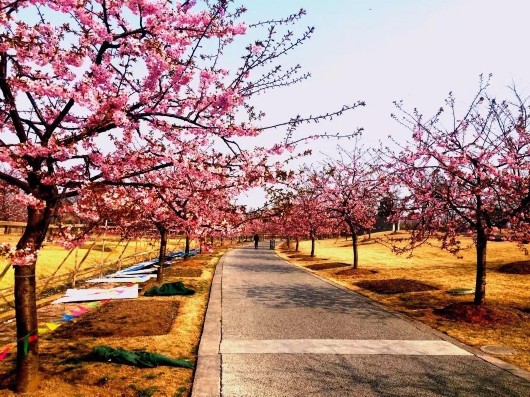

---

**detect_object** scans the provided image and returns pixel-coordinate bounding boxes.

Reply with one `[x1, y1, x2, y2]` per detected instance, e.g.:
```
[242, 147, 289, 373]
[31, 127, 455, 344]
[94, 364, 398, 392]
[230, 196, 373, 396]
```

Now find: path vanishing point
[192, 243, 530, 396]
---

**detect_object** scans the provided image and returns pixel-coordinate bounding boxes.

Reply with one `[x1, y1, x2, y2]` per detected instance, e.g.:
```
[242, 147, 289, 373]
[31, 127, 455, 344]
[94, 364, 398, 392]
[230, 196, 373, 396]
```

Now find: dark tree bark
[310, 229, 316, 257]
[351, 232, 358, 269]
[185, 232, 190, 257]
[295, 237, 299, 252]
[345, 222, 359, 269]
[14, 263, 38, 392]
[15, 200, 57, 392]
[475, 226, 487, 305]
[155, 223, 167, 283]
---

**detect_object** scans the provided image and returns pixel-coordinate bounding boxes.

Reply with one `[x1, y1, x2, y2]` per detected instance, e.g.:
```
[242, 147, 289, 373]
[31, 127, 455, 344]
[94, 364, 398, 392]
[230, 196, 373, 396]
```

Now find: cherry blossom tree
[78, 184, 178, 281]
[283, 206, 310, 251]
[263, 185, 298, 249]
[0, 181, 26, 223]
[322, 147, 383, 269]
[152, 164, 240, 254]
[377, 192, 401, 233]
[388, 79, 530, 305]
[277, 169, 335, 257]
[77, 159, 248, 282]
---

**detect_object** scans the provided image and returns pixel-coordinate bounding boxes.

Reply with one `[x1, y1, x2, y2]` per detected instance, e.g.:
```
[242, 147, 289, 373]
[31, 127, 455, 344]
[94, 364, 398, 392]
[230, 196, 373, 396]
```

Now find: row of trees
[0, 1, 364, 391]
[263, 143, 386, 267]
[264, 78, 530, 313]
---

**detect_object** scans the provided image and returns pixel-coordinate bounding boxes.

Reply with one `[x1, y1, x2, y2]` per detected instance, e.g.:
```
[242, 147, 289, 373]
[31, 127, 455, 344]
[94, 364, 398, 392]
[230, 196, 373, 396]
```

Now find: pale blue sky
[236, 0, 530, 206]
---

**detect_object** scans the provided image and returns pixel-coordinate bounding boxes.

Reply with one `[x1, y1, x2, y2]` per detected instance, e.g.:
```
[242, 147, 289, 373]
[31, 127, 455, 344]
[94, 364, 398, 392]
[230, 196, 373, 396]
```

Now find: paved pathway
[193, 243, 530, 396]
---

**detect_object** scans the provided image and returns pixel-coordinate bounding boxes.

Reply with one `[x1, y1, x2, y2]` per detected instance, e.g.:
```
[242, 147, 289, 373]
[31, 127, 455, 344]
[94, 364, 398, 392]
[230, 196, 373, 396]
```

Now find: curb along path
[193, 243, 530, 397]
[192, 253, 224, 396]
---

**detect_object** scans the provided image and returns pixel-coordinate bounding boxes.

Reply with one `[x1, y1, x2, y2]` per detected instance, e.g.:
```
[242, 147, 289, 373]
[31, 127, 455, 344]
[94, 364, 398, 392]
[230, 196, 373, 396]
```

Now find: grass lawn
[0, 234, 195, 302]
[277, 232, 530, 373]
[0, 243, 232, 396]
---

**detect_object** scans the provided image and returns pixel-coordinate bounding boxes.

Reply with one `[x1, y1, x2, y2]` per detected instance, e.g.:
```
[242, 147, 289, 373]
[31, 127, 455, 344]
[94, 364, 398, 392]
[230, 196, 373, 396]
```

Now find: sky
[235, 0, 530, 206]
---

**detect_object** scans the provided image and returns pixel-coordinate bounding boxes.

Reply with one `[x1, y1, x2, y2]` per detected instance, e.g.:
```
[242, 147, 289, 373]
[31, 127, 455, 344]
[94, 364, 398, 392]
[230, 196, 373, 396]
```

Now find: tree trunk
[286, 237, 290, 250]
[310, 230, 315, 257]
[155, 223, 167, 283]
[15, 203, 56, 392]
[185, 233, 190, 257]
[352, 232, 358, 269]
[474, 227, 487, 305]
[14, 263, 39, 392]
[295, 237, 299, 252]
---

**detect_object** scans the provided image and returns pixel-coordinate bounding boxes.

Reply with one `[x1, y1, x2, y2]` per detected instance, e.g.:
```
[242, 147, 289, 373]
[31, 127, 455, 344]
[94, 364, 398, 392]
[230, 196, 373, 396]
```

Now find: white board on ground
[107, 272, 154, 278]
[119, 260, 158, 273]
[52, 285, 138, 304]
[86, 275, 156, 283]
[114, 268, 158, 275]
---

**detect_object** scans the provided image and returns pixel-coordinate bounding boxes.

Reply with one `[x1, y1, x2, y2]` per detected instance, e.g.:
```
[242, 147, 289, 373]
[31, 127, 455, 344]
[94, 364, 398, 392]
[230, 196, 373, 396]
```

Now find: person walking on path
[253, 233, 259, 249]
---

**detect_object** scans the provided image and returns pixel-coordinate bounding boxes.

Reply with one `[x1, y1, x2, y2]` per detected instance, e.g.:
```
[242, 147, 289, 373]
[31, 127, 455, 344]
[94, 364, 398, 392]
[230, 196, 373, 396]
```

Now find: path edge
[191, 253, 225, 397]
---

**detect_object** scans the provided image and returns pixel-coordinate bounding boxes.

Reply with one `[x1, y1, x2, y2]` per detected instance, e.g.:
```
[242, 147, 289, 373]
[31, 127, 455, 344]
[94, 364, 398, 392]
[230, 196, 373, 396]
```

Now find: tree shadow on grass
[306, 262, 351, 271]
[356, 279, 438, 294]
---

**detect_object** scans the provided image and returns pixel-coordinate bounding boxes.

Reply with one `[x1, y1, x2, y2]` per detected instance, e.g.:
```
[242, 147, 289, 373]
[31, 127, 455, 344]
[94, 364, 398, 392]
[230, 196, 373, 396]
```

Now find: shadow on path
[241, 283, 389, 316]
[227, 262, 299, 274]
[299, 354, 529, 397]
[230, 248, 280, 259]
[224, 354, 530, 397]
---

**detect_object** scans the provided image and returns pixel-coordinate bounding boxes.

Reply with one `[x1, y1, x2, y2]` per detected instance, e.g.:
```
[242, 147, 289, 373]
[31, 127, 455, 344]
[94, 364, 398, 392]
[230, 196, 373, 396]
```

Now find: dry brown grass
[277, 232, 530, 372]
[0, 234, 195, 292]
[0, 246, 231, 396]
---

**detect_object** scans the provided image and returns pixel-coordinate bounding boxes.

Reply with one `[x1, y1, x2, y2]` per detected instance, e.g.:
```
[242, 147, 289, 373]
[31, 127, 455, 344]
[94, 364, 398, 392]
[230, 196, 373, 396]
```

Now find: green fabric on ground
[90, 345, 193, 369]
[144, 281, 195, 296]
